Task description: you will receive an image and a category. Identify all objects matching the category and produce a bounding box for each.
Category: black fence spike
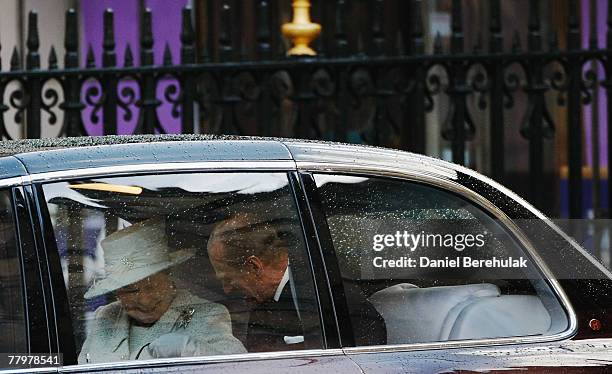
[528,0,540,32]
[163,43,173,65]
[140,7,154,65]
[490,0,501,34]
[411,0,424,55]
[528,0,541,51]
[64,8,79,68]
[451,0,462,32]
[589,0,598,50]
[25,10,42,138]
[568,0,580,50]
[86,44,95,68]
[568,0,579,30]
[180,5,195,64]
[433,32,443,54]
[26,10,40,70]
[103,9,116,67]
[219,1,234,61]
[334,0,349,57]
[62,7,85,137]
[138,6,161,134]
[64,10,78,69]
[10,47,21,71]
[312,0,325,56]
[64,9,78,50]
[489,0,502,53]
[512,31,522,53]
[371,0,385,56]
[256,1,271,59]
[124,44,134,67]
[141,7,154,66]
[48,46,58,69]
[450,0,464,54]
[203,0,215,62]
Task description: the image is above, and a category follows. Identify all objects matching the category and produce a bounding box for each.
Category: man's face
[116,271,175,324]
[208,240,275,305]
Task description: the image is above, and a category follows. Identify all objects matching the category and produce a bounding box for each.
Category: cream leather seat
[368,283,551,344]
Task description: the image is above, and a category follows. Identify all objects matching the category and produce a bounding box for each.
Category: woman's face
[116,272,175,324]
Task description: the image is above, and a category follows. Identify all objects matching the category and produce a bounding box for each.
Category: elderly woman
[78,218,246,364]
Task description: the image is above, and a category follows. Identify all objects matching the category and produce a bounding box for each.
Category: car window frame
[0,184,52,367]
[29,161,343,371]
[297,168,578,353]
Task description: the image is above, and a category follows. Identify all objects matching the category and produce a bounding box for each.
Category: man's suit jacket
[245,274,388,352]
[78,290,246,364]
[246,284,305,352]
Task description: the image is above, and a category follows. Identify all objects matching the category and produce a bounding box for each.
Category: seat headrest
[368,283,500,344]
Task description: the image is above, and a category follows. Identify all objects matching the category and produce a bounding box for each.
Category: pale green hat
[84,218,194,299]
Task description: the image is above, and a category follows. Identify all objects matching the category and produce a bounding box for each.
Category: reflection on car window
[314,174,569,346]
[0,190,26,356]
[43,173,322,365]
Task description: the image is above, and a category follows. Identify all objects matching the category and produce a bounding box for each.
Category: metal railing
[0,0,609,222]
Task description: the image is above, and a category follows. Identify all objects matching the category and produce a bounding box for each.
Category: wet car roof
[0,134,281,157]
[0,134,460,180]
[0,135,292,176]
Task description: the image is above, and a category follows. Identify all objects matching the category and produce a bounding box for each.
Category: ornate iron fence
[0,0,610,221]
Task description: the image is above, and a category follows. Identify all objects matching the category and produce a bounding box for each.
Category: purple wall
[80,0,187,135]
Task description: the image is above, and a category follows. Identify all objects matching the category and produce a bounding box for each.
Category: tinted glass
[314,174,568,346]
[0,190,26,354]
[43,173,322,365]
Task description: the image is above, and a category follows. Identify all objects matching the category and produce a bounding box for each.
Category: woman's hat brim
[84,249,195,299]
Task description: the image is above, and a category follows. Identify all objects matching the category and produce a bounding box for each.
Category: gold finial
[282,0,321,56]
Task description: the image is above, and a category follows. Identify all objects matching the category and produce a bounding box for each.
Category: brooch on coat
[176,308,195,329]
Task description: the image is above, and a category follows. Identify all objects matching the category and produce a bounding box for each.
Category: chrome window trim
[0,176,27,188]
[58,349,345,373]
[19,160,296,184]
[297,161,578,354]
[1,368,57,374]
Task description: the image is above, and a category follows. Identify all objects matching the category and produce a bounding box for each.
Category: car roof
[0,134,462,178]
[0,135,293,176]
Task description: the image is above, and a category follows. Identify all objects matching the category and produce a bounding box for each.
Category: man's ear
[245,256,264,276]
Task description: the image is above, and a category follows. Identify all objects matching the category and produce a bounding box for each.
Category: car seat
[368,283,551,344]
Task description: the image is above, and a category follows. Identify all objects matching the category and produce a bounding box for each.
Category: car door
[298,171,605,373]
[29,164,361,373]
[0,184,54,373]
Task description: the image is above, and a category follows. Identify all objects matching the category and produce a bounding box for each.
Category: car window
[313,174,569,346]
[0,190,26,355]
[42,172,322,365]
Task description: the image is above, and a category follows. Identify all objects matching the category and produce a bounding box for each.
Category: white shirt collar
[273,265,290,302]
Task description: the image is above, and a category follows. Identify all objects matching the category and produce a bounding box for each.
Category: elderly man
[78,218,246,364]
[207,213,387,352]
[206,213,305,352]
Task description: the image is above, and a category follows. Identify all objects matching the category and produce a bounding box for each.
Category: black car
[0,135,610,373]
